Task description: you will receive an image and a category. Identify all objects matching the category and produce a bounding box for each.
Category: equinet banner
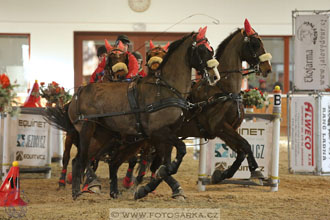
[10,114,50,166]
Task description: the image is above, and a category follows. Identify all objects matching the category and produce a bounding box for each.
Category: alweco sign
[294,14,329,90]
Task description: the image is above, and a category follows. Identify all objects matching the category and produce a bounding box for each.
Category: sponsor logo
[304,102,314,166]
[297,21,318,45]
[18,120,46,128]
[16,151,24,161]
[15,151,46,161]
[16,134,25,147]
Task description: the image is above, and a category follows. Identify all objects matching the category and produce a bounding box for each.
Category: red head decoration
[196,26,212,51]
[149,40,155,50]
[104,39,113,52]
[163,42,170,51]
[244,19,256,36]
[117,41,125,51]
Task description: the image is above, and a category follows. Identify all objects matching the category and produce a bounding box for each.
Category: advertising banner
[290,95,316,172]
[205,120,273,179]
[294,14,329,90]
[320,95,330,172]
[10,114,49,166]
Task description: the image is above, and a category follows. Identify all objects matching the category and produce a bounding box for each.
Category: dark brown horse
[122,41,170,188]
[67,28,217,199]
[55,45,129,189]
[134,19,273,199]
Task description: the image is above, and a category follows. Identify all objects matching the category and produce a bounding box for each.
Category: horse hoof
[250,170,264,179]
[134,186,147,200]
[155,165,168,179]
[123,178,134,189]
[110,191,119,199]
[72,191,82,200]
[172,187,186,201]
[89,185,101,194]
[211,170,223,184]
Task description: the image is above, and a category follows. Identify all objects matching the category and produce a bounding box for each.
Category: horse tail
[43,102,76,133]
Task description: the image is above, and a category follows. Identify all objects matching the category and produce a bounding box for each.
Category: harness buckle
[146,104,154,112]
[78,114,85,121]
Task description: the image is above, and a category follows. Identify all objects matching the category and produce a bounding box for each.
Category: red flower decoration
[0,74,10,89]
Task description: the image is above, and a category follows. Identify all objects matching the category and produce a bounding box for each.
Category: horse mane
[159,32,195,69]
[215,28,241,60]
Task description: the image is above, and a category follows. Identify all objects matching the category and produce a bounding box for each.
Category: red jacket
[89,52,138,83]
[138,69,147,77]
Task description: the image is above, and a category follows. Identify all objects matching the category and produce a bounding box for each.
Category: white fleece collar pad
[259,53,272,62]
[112,62,128,73]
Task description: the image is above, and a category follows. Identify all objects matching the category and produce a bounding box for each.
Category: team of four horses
[45,19,272,200]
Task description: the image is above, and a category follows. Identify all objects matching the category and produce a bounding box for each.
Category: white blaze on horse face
[207,59,220,85]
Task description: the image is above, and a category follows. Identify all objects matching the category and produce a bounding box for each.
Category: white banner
[320,95,330,172]
[205,120,273,179]
[294,14,329,90]
[10,114,50,166]
[290,96,316,172]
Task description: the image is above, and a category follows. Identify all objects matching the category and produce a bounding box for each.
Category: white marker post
[198,138,206,191]
[271,86,281,191]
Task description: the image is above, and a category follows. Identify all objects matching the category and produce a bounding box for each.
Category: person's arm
[89,57,106,83]
[126,52,138,78]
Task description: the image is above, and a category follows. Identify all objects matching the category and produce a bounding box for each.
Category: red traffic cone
[0,161,27,206]
[23,80,41,107]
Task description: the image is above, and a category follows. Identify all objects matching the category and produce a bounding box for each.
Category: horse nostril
[267,69,272,74]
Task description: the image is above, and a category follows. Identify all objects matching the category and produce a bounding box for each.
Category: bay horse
[54,44,129,189]
[67,28,218,199]
[134,19,273,199]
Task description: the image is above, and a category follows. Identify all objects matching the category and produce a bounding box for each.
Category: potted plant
[242,88,268,113]
[0,73,20,116]
[39,81,72,108]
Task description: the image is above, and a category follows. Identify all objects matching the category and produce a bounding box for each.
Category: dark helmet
[115,34,130,46]
[97,45,107,57]
[132,51,143,61]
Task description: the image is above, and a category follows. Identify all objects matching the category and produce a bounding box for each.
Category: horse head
[190,26,220,86]
[241,19,272,77]
[104,40,129,81]
[146,40,169,72]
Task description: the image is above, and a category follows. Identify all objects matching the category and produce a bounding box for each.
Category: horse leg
[134,178,162,200]
[135,156,148,186]
[82,164,101,194]
[123,156,137,189]
[72,121,95,200]
[156,139,186,179]
[212,122,255,183]
[109,162,121,199]
[58,132,73,188]
[149,154,162,179]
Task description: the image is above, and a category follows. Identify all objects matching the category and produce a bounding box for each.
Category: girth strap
[127,79,147,137]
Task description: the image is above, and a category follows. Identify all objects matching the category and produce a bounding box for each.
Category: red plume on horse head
[163,42,170,51]
[244,19,256,36]
[149,40,155,49]
[104,39,113,52]
[196,26,212,51]
[117,41,125,51]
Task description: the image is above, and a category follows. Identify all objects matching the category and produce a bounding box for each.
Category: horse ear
[244,19,255,36]
[163,42,170,51]
[149,40,155,49]
[196,26,207,41]
[104,39,113,52]
[117,41,125,51]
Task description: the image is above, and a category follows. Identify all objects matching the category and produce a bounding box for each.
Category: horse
[54,43,129,189]
[134,19,273,199]
[122,41,170,188]
[66,27,218,199]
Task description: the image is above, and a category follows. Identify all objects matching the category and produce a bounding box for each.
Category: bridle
[218,30,272,80]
